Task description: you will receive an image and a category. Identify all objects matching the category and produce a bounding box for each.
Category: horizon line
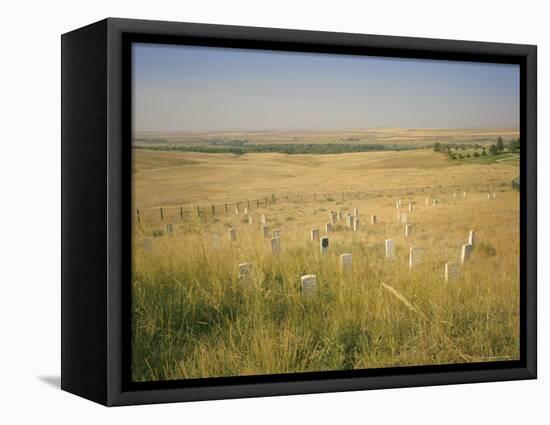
[133,126,520,136]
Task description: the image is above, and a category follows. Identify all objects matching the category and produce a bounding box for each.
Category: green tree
[433,142,441,152]
[489,144,498,155]
[473,151,480,157]
[496,137,504,152]
[482,147,487,156]
[509,138,520,153]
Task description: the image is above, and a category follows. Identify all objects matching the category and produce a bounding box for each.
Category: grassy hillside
[131,146,519,382]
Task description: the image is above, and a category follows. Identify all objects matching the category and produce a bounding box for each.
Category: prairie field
[131,144,520,382]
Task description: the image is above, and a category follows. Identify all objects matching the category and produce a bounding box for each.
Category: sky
[132,42,520,133]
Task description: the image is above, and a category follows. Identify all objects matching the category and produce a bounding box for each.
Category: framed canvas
[61,18,537,406]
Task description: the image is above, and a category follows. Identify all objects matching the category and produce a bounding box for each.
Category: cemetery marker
[409,246,424,269]
[385,239,395,259]
[320,236,329,254]
[239,262,252,282]
[271,237,281,254]
[468,230,475,246]
[445,262,461,283]
[461,244,472,264]
[340,253,352,273]
[311,228,320,242]
[301,274,317,298]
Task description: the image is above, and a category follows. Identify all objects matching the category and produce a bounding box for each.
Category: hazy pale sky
[132,43,520,133]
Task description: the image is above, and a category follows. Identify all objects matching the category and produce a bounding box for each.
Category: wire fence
[134,180,515,226]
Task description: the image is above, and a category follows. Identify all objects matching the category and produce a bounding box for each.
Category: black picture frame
[61,17,537,406]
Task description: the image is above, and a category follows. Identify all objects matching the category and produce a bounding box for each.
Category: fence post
[225,204,228,213]
[211,205,215,216]
[136,209,141,225]
[196,206,200,217]
[180,207,183,219]
[160,207,164,221]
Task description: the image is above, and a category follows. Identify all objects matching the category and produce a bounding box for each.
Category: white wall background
[0,0,546,422]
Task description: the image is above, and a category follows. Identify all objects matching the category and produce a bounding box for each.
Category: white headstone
[405,224,413,237]
[468,230,475,246]
[272,228,281,239]
[487,193,491,200]
[397,199,402,209]
[425,197,430,207]
[271,237,281,254]
[453,192,457,199]
[311,228,320,242]
[432,199,437,207]
[397,211,401,222]
[244,207,248,215]
[409,246,424,269]
[340,253,352,272]
[261,225,269,239]
[354,208,359,217]
[463,191,466,199]
[143,238,152,252]
[166,223,173,234]
[248,215,253,224]
[239,262,252,281]
[371,215,377,224]
[325,223,332,234]
[385,239,395,259]
[212,234,221,248]
[260,214,267,224]
[235,207,239,215]
[353,217,360,231]
[408,203,413,213]
[338,211,344,222]
[331,212,338,225]
[301,274,317,298]
[461,244,472,264]
[493,192,497,199]
[228,228,237,241]
[320,236,329,254]
[347,214,354,227]
[445,262,461,283]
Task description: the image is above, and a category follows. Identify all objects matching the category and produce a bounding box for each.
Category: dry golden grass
[131,146,519,382]
[132,148,518,210]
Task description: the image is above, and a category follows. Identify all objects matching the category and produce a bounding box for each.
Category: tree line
[433,137,520,160]
[134,143,411,155]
